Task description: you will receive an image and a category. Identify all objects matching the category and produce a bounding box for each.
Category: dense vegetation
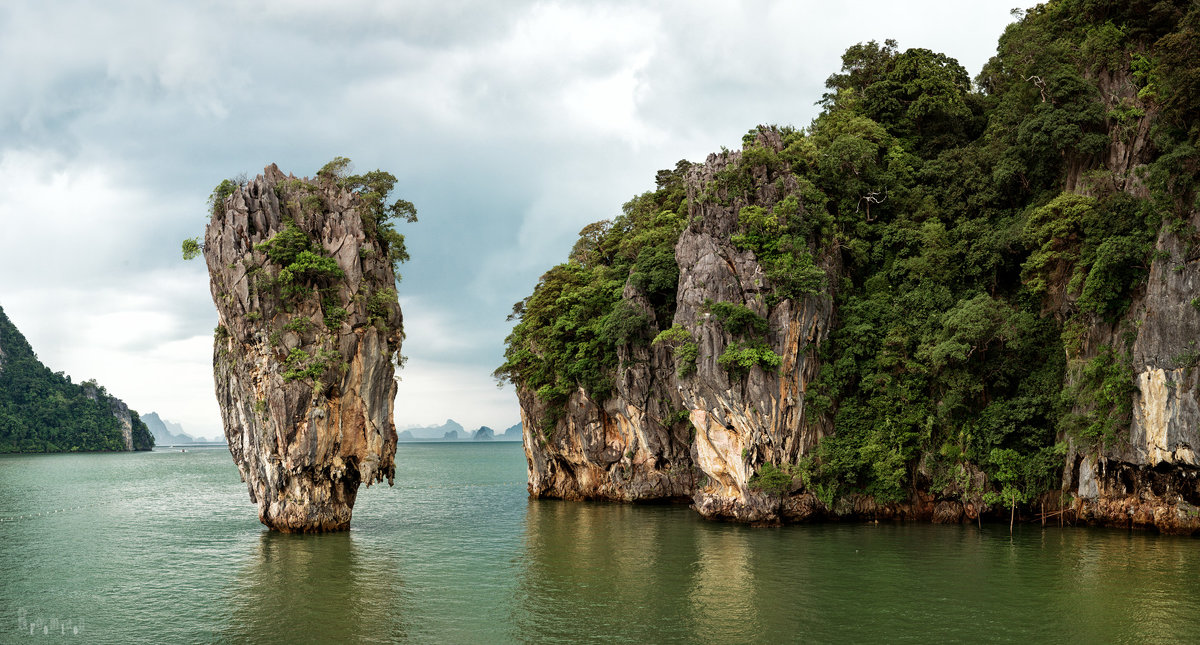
[185,156,417,280]
[0,305,153,453]
[495,162,690,414]
[185,157,414,382]
[805,0,1198,506]
[500,0,1200,510]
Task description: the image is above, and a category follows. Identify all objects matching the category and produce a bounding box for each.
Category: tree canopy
[0,306,153,453]
[499,0,1200,509]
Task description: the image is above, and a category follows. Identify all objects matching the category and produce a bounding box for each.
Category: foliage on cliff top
[186,158,411,353]
[502,0,1200,505]
[495,162,690,406]
[805,0,1198,504]
[0,305,154,453]
[317,156,418,276]
[185,157,417,277]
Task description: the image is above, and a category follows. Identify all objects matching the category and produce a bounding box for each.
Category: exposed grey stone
[520,128,836,521]
[203,164,403,532]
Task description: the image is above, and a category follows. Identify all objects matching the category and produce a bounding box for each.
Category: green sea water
[1,442,1197,644]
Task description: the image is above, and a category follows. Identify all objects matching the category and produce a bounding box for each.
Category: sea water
[1,443,1196,643]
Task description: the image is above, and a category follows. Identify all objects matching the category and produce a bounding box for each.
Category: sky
[0,0,1020,441]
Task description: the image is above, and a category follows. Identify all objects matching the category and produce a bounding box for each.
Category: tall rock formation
[675,130,838,522]
[202,163,405,532]
[512,130,832,519]
[517,314,696,502]
[504,3,1200,533]
[1060,68,1200,534]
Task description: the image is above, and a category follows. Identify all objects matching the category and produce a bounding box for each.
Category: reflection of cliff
[223,532,407,643]
[1002,529,1196,643]
[512,511,1200,641]
[687,527,760,637]
[514,500,770,643]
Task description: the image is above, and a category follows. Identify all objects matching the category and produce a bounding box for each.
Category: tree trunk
[1010,494,1016,533]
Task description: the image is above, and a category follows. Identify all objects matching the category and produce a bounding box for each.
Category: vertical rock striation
[203,164,403,532]
[1048,67,1200,534]
[517,129,834,522]
[1069,203,1200,534]
[519,325,695,502]
[674,129,838,523]
[516,121,1200,532]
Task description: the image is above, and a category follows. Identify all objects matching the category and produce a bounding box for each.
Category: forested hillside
[0,305,153,452]
[498,0,1200,529]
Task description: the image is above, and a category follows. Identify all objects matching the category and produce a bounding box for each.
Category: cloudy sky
[0,0,1018,440]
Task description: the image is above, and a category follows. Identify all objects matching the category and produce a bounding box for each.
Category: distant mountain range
[397,419,521,442]
[141,412,220,445]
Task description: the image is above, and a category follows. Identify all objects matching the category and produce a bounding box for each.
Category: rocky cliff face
[520,130,833,520]
[1038,65,1200,534]
[1071,195,1200,534]
[512,5,1200,532]
[518,115,1200,532]
[519,337,694,502]
[81,382,153,451]
[675,131,838,523]
[203,164,403,532]
[103,389,133,452]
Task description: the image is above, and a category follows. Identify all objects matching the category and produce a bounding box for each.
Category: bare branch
[856,188,888,222]
[1025,75,1047,103]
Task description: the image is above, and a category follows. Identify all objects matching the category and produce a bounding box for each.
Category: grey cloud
[0,0,1019,431]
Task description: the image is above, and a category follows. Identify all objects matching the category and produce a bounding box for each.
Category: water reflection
[221,530,408,644]
[513,510,1200,644]
[513,500,703,643]
[515,500,787,644]
[8,446,1200,643]
[687,527,759,642]
[1035,528,1192,644]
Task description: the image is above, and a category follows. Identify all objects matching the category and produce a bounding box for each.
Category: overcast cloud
[0,0,1018,439]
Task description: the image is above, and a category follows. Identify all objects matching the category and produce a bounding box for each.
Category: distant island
[0,304,153,453]
[397,419,521,442]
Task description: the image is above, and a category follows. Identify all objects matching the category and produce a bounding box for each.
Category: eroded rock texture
[521,129,834,522]
[204,164,403,532]
[519,50,1199,533]
[1066,203,1200,534]
[675,130,838,523]
[82,382,134,451]
[521,281,695,502]
[1045,67,1200,534]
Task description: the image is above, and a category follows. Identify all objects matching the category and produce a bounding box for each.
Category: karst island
[187,158,414,532]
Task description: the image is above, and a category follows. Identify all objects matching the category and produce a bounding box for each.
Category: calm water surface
[1,442,1197,643]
